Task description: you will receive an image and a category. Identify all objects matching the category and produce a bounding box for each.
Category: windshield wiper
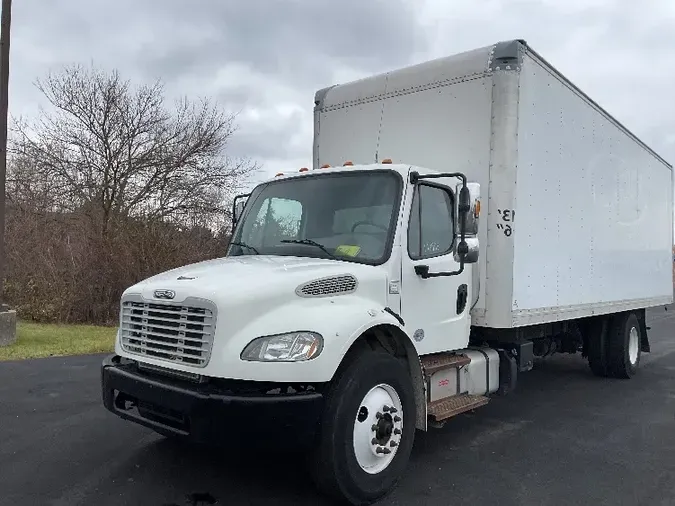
[280,239,335,258]
[230,241,259,254]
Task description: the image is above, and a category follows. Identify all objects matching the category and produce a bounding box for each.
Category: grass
[0,321,116,361]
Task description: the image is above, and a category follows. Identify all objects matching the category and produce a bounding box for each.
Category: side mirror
[232,194,250,228]
[455,237,479,263]
[454,182,480,264]
[455,182,481,236]
[234,200,246,222]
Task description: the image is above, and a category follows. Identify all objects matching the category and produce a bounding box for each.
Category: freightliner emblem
[153,289,176,300]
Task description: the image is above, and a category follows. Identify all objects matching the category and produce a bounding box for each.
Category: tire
[586,317,609,377]
[310,351,416,505]
[607,312,642,379]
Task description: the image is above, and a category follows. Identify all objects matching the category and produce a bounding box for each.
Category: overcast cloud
[9,0,675,188]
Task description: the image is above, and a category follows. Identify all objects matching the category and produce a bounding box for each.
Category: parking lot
[2,303,675,505]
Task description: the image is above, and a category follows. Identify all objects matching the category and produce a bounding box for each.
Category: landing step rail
[421,353,471,375]
[427,394,489,422]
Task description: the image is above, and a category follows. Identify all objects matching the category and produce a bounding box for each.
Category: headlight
[241,331,324,362]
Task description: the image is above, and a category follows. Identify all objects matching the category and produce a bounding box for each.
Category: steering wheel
[351,220,388,233]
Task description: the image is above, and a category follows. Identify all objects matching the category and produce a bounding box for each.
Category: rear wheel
[607,311,642,379]
[310,351,416,505]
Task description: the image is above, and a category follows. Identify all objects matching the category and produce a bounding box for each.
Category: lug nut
[376,447,385,454]
[394,415,401,423]
[394,428,402,435]
[383,447,391,454]
[389,407,398,414]
[390,441,398,447]
[371,438,378,445]
[371,424,378,431]
[375,412,382,419]
[383,405,390,412]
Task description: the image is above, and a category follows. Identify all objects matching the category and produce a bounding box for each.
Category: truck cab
[102,161,484,505]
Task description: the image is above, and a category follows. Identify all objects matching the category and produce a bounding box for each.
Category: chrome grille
[296,275,358,297]
[120,300,215,367]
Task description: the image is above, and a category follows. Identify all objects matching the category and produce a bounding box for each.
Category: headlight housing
[241,331,324,362]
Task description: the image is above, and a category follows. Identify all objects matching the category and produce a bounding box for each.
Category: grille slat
[120,321,213,341]
[121,335,209,353]
[121,307,213,321]
[120,317,213,335]
[122,344,204,363]
[120,299,215,367]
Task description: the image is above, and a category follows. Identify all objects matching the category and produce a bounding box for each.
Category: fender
[335,305,428,431]
[210,294,421,384]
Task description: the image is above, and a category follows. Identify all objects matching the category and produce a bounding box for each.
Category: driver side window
[407,184,454,259]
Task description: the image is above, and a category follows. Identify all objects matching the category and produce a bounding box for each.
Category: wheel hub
[353,384,403,474]
[374,414,394,445]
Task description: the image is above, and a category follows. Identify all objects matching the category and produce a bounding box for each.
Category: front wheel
[310,351,416,505]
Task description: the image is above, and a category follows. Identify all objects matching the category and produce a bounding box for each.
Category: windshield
[229,170,402,264]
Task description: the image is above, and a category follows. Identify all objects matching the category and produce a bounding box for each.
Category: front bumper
[101,355,324,446]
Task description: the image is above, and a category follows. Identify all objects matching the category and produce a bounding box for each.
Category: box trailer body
[101,39,673,505]
[313,39,674,329]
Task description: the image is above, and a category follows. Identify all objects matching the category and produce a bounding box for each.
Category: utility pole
[0,0,15,347]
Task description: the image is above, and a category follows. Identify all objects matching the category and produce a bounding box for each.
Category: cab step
[421,352,471,375]
[427,394,489,423]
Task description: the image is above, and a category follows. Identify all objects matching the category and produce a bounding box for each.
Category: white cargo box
[313,39,674,328]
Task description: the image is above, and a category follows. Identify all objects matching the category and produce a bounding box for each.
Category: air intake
[296,274,358,298]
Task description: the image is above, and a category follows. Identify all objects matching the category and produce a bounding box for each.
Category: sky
[8,0,675,190]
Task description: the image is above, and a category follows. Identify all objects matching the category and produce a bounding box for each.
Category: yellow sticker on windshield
[335,245,361,257]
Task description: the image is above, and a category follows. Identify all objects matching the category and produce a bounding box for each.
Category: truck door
[400,177,471,355]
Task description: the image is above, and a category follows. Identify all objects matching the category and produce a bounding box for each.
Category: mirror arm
[415,262,465,279]
[410,171,471,278]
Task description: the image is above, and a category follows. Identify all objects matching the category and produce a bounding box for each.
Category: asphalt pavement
[2,305,675,506]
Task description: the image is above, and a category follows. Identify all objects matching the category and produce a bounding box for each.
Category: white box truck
[101,39,673,505]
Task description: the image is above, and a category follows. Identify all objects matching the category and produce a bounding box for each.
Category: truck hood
[124,255,388,305]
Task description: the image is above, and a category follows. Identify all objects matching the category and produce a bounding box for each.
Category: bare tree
[12,64,257,235]
[4,63,256,323]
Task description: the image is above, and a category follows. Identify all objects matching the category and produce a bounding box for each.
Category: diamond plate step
[421,353,471,375]
[427,395,489,422]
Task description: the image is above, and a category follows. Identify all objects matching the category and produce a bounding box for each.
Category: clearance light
[275,172,284,177]
[299,167,309,172]
[343,161,354,166]
[320,164,331,169]
[474,199,481,218]
[381,158,393,164]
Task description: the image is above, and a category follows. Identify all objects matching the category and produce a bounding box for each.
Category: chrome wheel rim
[628,326,639,366]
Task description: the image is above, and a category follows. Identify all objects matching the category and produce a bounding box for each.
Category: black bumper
[101,355,324,446]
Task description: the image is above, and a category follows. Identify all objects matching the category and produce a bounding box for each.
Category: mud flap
[636,308,650,353]
[497,349,517,396]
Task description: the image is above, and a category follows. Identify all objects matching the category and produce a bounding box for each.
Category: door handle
[456,284,468,314]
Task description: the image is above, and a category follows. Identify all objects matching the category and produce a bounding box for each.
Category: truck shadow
[113,351,667,506]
